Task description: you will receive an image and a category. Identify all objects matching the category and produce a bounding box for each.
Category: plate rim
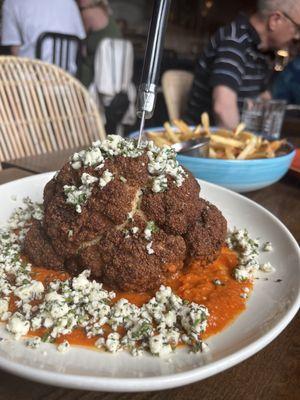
[0,172,299,392]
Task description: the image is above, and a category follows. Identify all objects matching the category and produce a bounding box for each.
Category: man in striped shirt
[185,0,300,129]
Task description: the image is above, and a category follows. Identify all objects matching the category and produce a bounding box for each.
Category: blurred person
[77,0,121,87]
[185,0,300,130]
[273,55,300,104]
[1,0,85,74]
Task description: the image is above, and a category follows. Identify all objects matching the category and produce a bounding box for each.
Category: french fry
[210,134,244,148]
[173,119,193,140]
[269,139,286,152]
[145,118,286,160]
[215,129,234,138]
[163,122,180,143]
[237,137,257,159]
[224,146,236,159]
[234,122,246,137]
[238,131,254,141]
[193,124,203,135]
[209,147,217,158]
[201,112,211,135]
[146,132,171,147]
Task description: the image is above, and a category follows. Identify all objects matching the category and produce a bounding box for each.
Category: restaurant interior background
[0,0,272,131]
[0,0,297,133]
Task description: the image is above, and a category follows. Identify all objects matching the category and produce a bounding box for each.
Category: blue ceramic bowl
[129,127,295,193]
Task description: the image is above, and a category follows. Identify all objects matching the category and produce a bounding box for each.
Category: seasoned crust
[185,199,227,265]
[23,220,64,270]
[141,170,202,235]
[24,139,228,292]
[99,229,186,291]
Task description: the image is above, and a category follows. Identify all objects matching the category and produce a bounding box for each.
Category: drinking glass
[241,99,286,139]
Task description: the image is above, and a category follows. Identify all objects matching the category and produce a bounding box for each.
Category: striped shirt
[185,14,271,125]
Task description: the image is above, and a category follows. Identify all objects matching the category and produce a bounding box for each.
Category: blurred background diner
[1,0,300,135]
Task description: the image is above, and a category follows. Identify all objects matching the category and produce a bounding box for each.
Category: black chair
[35,32,81,74]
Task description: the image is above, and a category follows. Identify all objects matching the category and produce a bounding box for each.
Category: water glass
[241,99,286,139]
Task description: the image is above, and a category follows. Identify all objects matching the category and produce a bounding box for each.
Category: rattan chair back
[0,56,106,168]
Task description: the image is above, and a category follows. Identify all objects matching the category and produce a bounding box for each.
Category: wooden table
[0,157,299,400]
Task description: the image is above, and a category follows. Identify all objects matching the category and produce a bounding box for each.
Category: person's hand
[259,90,272,100]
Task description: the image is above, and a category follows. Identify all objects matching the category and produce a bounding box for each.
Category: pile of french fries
[146,113,286,160]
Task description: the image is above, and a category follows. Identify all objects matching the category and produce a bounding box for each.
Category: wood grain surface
[0,153,299,400]
[0,168,33,185]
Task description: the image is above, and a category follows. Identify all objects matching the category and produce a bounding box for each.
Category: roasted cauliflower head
[24,135,227,291]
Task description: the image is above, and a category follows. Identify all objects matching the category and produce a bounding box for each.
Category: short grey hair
[257,0,297,16]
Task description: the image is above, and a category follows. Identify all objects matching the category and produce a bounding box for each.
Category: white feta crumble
[146,241,154,255]
[212,279,223,286]
[152,175,168,193]
[119,175,127,183]
[26,336,41,349]
[0,298,9,318]
[14,280,44,302]
[7,312,30,339]
[262,241,273,252]
[1,200,212,357]
[227,228,276,281]
[105,332,121,353]
[81,172,98,186]
[57,340,70,353]
[63,184,92,213]
[149,334,172,356]
[99,170,114,188]
[260,262,275,273]
[144,221,158,241]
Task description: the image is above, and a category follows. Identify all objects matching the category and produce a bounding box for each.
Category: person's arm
[212,85,240,129]
[1,0,22,49]
[208,30,247,129]
[260,90,272,100]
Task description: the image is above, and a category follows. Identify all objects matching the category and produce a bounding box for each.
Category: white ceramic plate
[0,173,299,392]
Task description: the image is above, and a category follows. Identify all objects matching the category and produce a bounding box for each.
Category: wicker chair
[0,56,106,168]
[162,69,194,120]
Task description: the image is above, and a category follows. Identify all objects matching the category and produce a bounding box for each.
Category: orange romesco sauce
[15,247,252,347]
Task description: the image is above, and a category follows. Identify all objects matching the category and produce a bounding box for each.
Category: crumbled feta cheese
[146,241,154,255]
[26,336,41,349]
[152,175,168,193]
[57,340,70,353]
[212,279,223,286]
[106,332,121,353]
[144,221,158,241]
[0,299,9,318]
[68,229,73,238]
[99,170,114,188]
[0,199,212,357]
[63,184,92,213]
[14,280,44,302]
[262,241,273,252]
[81,173,98,186]
[260,262,275,273]
[7,312,30,339]
[149,334,172,356]
[119,176,127,183]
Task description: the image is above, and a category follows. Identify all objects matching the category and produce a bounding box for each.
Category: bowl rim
[129,126,296,163]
